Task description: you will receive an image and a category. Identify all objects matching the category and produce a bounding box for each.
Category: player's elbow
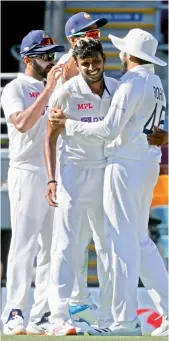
[10,113,30,133]
[15,122,29,133]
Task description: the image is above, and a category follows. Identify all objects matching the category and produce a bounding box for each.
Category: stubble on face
[119,51,128,75]
[32,59,54,79]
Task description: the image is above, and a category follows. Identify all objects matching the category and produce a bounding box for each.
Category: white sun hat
[108,28,167,66]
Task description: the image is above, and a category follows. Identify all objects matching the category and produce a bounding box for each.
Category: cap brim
[21,44,65,56]
[108,34,167,67]
[75,17,108,34]
[32,44,65,53]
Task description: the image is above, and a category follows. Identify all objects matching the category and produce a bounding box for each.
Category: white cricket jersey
[1,73,48,171]
[65,65,166,163]
[48,74,118,168]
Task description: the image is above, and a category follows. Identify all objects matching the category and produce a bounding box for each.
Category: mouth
[46,64,54,72]
[88,70,100,76]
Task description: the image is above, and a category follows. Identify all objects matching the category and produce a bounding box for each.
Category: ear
[103,53,106,64]
[23,56,32,65]
[70,36,80,47]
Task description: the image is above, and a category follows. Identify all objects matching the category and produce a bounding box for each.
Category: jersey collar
[77,73,111,97]
[120,64,155,82]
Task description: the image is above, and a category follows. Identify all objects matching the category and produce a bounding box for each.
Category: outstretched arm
[51,81,142,141]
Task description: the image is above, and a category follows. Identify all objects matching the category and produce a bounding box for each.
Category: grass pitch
[1,336,168,341]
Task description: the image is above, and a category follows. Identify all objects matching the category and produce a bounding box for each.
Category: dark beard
[32,59,54,79]
[121,60,128,75]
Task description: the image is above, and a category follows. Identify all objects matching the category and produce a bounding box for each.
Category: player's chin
[87,74,102,82]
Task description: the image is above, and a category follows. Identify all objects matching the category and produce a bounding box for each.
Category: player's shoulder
[2,77,20,92]
[57,53,69,65]
[57,49,72,64]
[104,76,119,91]
[60,75,80,93]
[122,71,145,89]
[1,77,22,100]
[49,77,76,105]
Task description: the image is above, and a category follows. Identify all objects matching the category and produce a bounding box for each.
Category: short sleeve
[1,81,25,122]
[47,85,71,120]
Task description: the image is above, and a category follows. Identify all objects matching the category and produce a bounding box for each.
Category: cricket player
[45,38,118,336]
[1,30,64,335]
[55,12,109,322]
[51,29,169,337]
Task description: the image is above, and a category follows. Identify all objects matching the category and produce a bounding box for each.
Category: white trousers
[69,216,93,306]
[49,164,112,322]
[104,158,168,322]
[2,167,54,324]
[56,149,92,307]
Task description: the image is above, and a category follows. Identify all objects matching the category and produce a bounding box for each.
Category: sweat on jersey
[1,73,48,171]
[65,64,166,163]
[47,73,118,168]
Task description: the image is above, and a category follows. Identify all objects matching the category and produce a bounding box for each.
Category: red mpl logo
[29,92,41,98]
[78,103,93,111]
[137,308,162,328]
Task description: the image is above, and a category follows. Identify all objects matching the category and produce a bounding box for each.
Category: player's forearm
[65,119,112,140]
[44,135,57,181]
[15,88,52,133]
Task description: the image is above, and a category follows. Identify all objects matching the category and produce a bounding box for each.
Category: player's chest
[67,96,112,122]
[24,85,45,114]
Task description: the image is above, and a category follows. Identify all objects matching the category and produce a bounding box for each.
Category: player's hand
[49,107,67,128]
[46,64,64,92]
[45,182,58,207]
[147,126,168,146]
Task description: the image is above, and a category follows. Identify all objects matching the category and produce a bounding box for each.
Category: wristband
[47,180,58,185]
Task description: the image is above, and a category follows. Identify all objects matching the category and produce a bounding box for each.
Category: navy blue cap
[65,12,108,37]
[20,30,65,56]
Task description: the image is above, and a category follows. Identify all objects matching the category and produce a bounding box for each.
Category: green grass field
[1,336,168,341]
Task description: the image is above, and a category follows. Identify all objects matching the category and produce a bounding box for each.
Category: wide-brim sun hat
[108,28,167,66]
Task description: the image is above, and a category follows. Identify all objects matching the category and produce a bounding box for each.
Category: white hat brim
[108,34,167,67]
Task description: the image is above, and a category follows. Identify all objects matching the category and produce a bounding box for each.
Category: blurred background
[1,1,168,289]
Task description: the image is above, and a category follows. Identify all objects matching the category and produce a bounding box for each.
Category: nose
[88,63,95,71]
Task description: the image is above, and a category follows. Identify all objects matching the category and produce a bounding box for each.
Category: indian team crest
[84,13,92,20]
[43,32,50,38]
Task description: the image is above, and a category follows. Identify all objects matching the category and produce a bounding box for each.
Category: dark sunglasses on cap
[30,53,56,62]
[23,37,57,54]
[35,37,56,48]
[70,29,100,39]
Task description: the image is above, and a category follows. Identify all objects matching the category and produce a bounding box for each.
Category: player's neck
[89,79,104,98]
[128,61,140,71]
[25,69,43,82]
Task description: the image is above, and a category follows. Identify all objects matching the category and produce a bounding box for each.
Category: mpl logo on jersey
[78,103,94,111]
[81,116,104,122]
[29,92,41,98]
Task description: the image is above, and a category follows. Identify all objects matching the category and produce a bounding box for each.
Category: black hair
[72,39,104,62]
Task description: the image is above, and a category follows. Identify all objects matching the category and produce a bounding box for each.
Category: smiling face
[76,51,105,84]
